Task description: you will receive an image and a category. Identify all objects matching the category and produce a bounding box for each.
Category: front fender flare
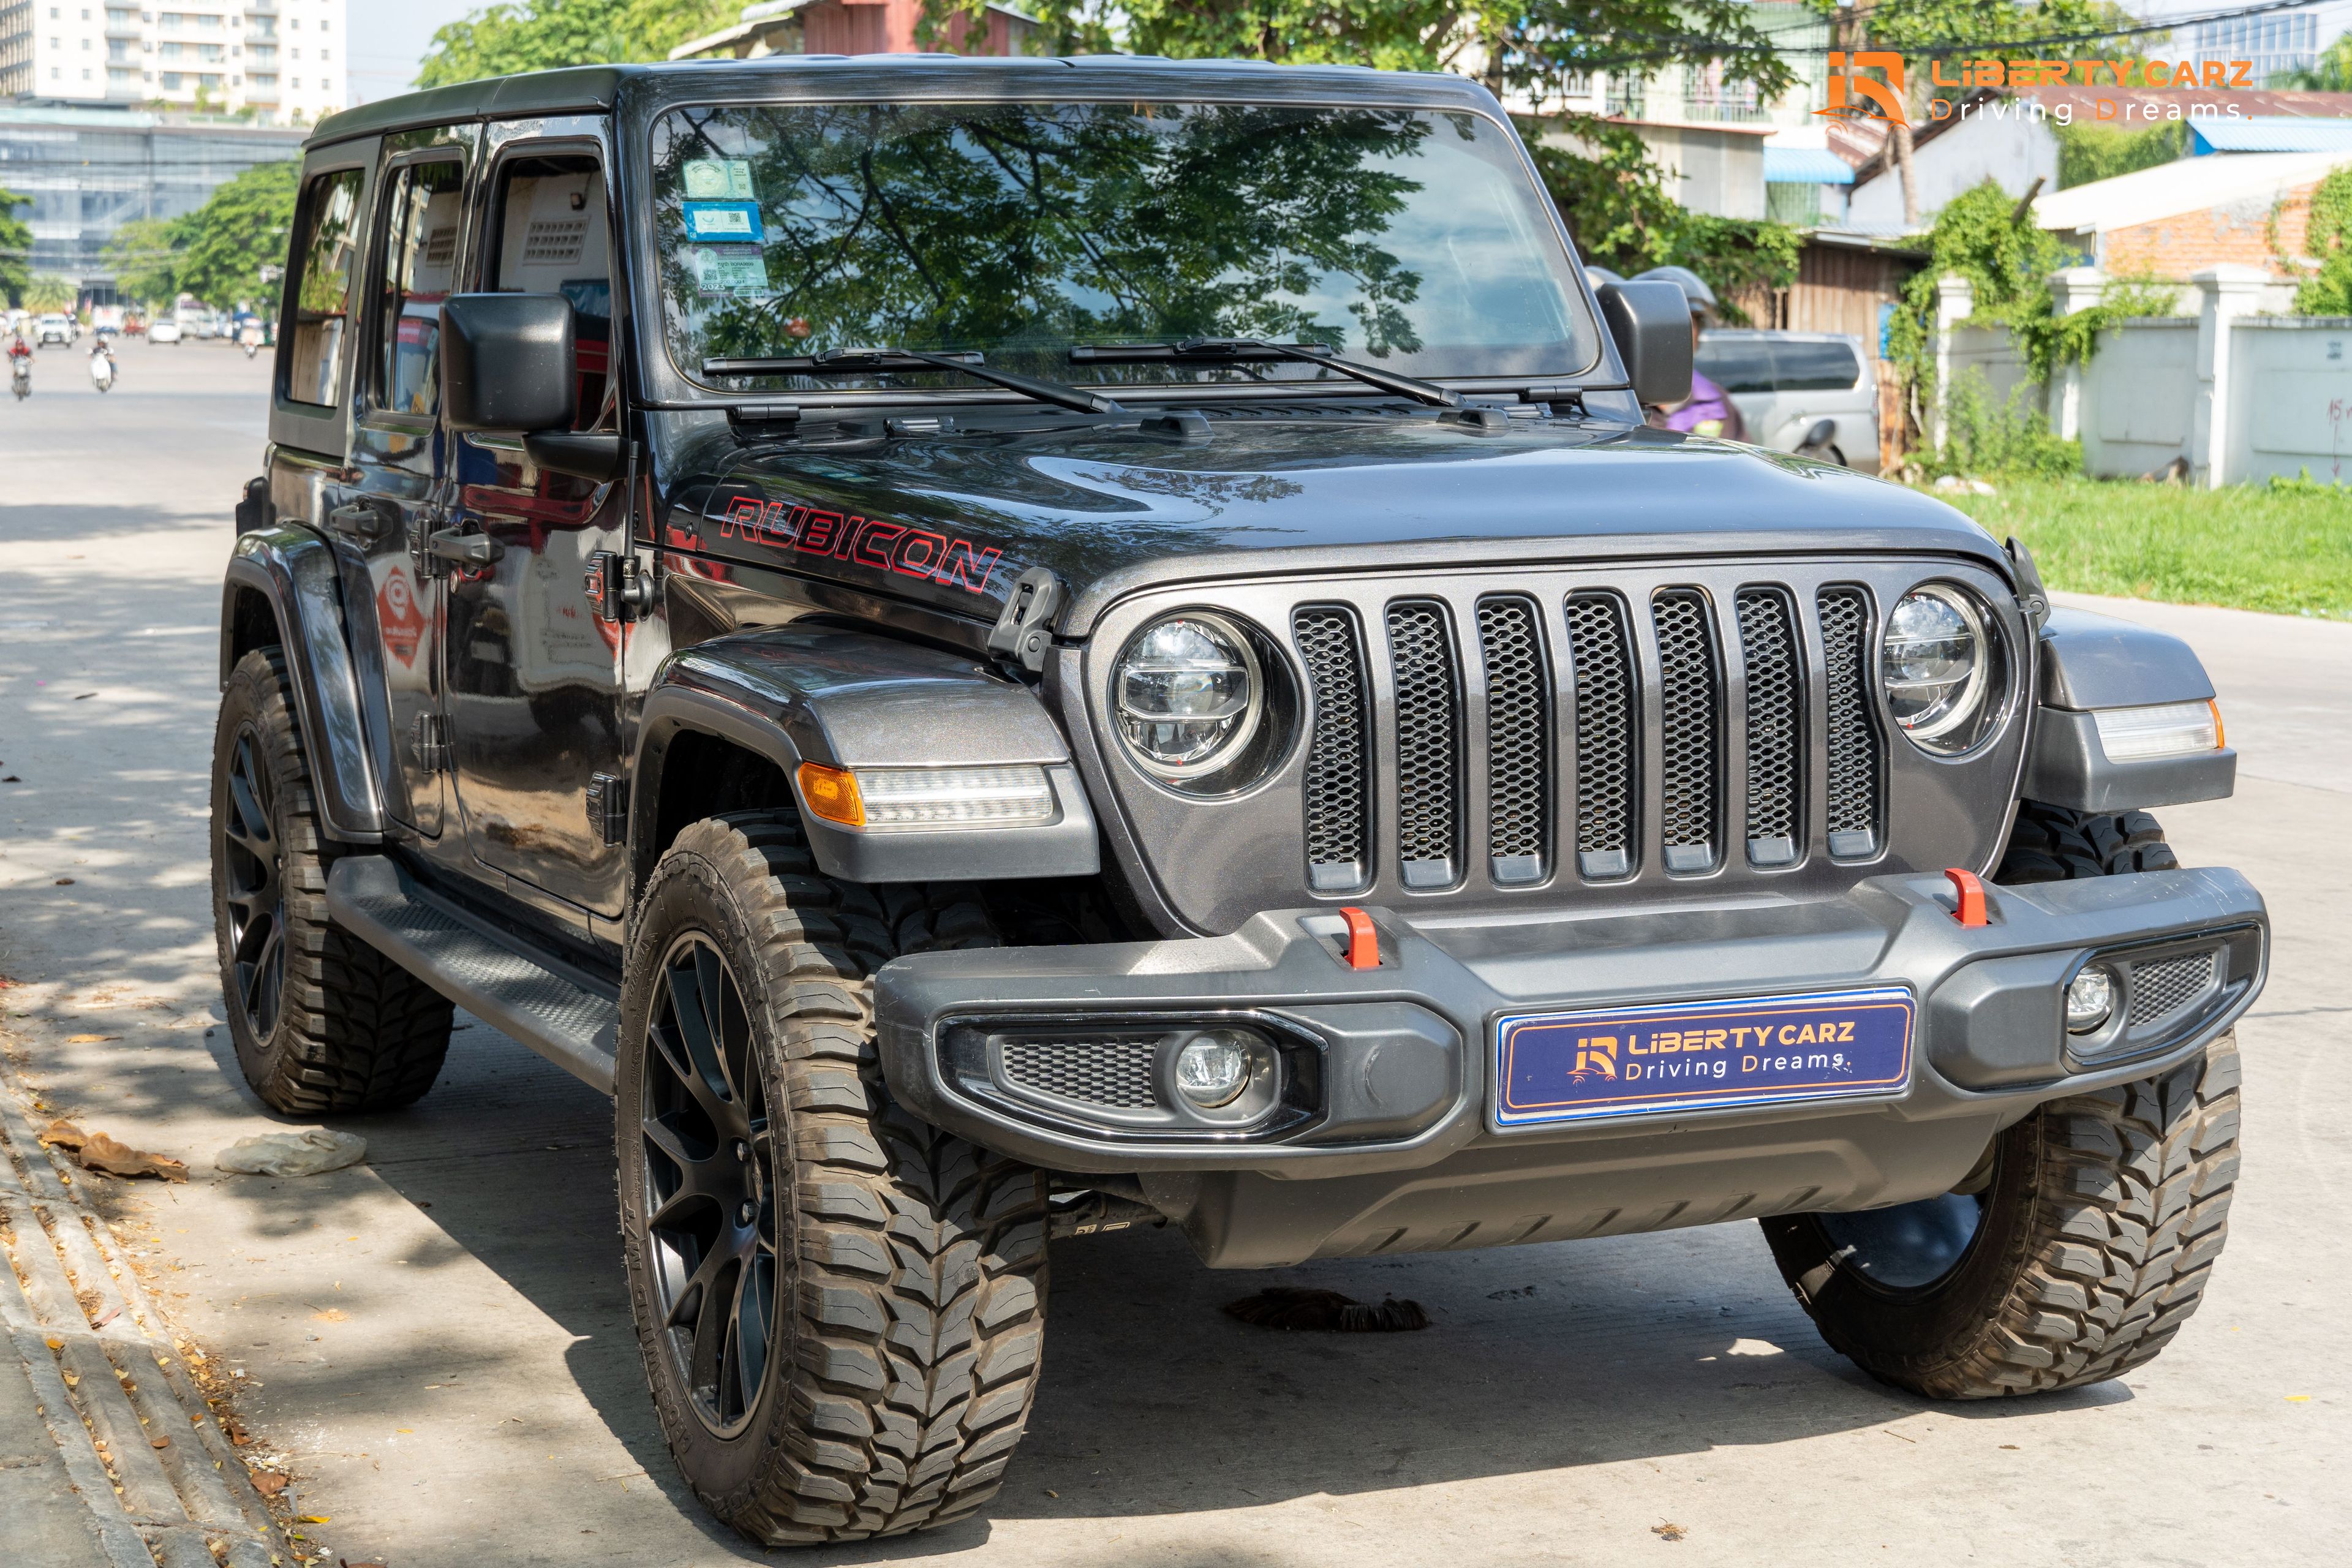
[221,529,386,841]
[633,628,1099,885]
[2024,606,2235,812]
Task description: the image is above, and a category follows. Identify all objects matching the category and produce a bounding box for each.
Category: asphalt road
[0,344,2345,1567]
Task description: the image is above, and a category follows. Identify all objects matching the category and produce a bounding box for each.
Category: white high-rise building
[1,1,347,126]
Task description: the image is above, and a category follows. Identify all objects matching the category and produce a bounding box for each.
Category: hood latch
[987,567,1066,676]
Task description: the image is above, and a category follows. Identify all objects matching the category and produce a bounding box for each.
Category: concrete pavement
[0,345,2345,1566]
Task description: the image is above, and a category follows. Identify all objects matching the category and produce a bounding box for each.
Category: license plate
[1493,987,1915,1127]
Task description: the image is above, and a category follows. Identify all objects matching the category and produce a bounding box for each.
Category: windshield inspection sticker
[683,158,756,201]
[683,201,764,243]
[691,246,771,297]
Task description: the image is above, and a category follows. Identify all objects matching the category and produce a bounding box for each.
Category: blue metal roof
[1763,147,1856,185]
[2190,116,2352,154]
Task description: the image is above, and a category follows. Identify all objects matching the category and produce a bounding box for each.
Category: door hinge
[412,714,450,773]
[586,772,630,846]
[585,551,656,624]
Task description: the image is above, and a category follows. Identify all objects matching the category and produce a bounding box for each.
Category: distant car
[150,318,184,344]
[35,313,74,347]
[1694,330,1881,472]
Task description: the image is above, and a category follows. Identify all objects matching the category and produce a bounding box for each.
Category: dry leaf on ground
[37,1118,89,1150]
[250,1469,288,1495]
[1653,1522,1688,1542]
[64,1033,113,1042]
[74,1132,188,1183]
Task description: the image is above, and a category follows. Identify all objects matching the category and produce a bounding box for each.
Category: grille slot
[1294,607,1371,891]
[1565,592,1638,878]
[999,1038,1159,1109]
[1387,602,1463,888]
[1736,590,1802,865]
[2127,951,2217,1027]
[1477,597,1550,884]
[1651,592,1721,872]
[1818,587,1883,857]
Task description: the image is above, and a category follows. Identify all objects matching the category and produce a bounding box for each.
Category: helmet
[1632,265,1719,318]
[1584,265,1626,293]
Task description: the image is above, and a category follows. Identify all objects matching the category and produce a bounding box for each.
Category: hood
[658,414,2005,636]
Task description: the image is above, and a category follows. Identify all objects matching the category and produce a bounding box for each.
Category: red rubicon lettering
[893,529,948,578]
[795,509,848,554]
[720,496,765,540]
[853,518,907,570]
[937,539,1001,594]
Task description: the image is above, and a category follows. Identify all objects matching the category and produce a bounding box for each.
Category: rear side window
[372,160,465,415]
[1771,340,1863,391]
[1694,336,1774,394]
[285,168,365,407]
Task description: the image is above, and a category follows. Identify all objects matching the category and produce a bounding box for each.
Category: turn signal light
[796,762,865,827]
[2093,699,2223,761]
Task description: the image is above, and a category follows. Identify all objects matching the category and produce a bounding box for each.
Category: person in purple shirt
[1634,265,1749,443]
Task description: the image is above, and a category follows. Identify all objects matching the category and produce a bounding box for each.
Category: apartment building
[0,1,346,125]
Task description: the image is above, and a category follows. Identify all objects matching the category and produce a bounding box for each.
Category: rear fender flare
[631,628,1099,888]
[221,529,386,841]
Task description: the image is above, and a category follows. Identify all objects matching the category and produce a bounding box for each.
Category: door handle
[427,527,503,567]
[326,500,394,543]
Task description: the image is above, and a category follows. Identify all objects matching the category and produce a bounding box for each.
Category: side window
[372,160,466,415]
[1770,340,1864,392]
[1693,335,1774,394]
[487,153,612,431]
[285,168,365,408]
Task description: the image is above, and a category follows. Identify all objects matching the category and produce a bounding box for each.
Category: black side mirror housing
[439,293,576,434]
[1596,280,1694,408]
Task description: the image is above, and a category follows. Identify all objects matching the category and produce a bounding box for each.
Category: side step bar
[325,855,620,1095]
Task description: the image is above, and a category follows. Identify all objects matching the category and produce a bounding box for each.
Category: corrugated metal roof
[2032,149,2352,233]
[1765,147,1856,185]
[2192,116,2352,154]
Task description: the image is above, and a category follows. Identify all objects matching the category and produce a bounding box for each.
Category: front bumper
[876,867,2265,1266]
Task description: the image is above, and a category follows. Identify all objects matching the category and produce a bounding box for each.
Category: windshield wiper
[703,347,1125,416]
[1069,338,1460,409]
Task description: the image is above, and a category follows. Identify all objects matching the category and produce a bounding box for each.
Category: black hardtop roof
[305,55,1501,149]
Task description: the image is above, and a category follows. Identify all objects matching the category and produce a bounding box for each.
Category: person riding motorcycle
[88,335,115,391]
[1633,265,1749,443]
[8,333,30,397]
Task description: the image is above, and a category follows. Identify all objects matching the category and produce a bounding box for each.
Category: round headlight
[1883,585,1992,752]
[1115,613,1262,780]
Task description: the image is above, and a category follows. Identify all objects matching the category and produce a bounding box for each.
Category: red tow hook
[1943,867,1989,927]
[1337,906,1382,970]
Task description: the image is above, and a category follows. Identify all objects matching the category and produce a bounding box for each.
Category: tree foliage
[2272,32,2352,91]
[0,185,29,307]
[2297,165,2352,317]
[417,0,733,87]
[23,273,76,312]
[100,162,300,310]
[102,217,181,307]
[2052,119,2185,190]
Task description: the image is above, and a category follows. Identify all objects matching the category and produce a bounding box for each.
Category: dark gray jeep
[211,55,2263,1545]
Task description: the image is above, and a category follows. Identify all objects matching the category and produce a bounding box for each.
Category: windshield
[649,101,1600,394]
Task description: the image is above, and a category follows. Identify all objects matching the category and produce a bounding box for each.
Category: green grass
[1932,476,2352,619]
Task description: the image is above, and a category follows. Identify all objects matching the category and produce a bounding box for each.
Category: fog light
[1174,1029,1256,1107]
[2066,965,2116,1034]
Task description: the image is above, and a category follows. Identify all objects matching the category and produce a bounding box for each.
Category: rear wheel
[1760,805,2240,1397]
[210,647,453,1114]
[617,813,1050,1544]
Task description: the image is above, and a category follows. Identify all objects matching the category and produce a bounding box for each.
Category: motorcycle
[9,355,28,401]
[238,320,266,358]
[89,350,114,394]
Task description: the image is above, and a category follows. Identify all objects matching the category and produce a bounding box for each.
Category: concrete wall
[2080,319,2199,478]
[2102,181,2323,278]
[2227,317,2352,485]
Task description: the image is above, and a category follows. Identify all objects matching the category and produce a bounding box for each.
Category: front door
[349,143,473,835]
[441,143,632,916]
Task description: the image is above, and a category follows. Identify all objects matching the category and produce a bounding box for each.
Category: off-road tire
[210,647,453,1114]
[1996,802,2179,883]
[616,812,1050,1545]
[1763,805,2239,1398]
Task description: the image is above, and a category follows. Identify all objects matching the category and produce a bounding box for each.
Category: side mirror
[439,293,576,434]
[1596,280,1693,408]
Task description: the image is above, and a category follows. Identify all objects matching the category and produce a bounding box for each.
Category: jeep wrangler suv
[212,57,2263,1545]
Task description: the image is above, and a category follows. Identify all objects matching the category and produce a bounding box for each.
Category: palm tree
[23,273,75,313]
[2272,35,2352,90]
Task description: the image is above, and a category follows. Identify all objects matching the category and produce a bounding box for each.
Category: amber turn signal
[796,762,865,827]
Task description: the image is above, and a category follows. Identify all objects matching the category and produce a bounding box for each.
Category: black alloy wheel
[217,724,288,1041]
[638,932,780,1440]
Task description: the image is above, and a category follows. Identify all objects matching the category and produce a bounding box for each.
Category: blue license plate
[1493,987,1915,1127]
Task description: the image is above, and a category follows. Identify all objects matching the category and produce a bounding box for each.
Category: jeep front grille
[1289,576,1891,891]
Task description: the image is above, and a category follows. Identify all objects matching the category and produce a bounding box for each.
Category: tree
[102,217,181,307]
[171,162,300,307]
[0,185,29,307]
[24,273,76,312]
[417,0,733,86]
[2297,165,2352,316]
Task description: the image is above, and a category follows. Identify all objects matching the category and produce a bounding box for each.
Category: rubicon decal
[712,496,1004,597]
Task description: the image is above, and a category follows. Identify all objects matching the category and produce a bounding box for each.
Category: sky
[342,1,2352,107]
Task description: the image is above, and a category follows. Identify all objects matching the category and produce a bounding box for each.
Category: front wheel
[1762,804,2239,1397]
[616,813,1050,1545]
